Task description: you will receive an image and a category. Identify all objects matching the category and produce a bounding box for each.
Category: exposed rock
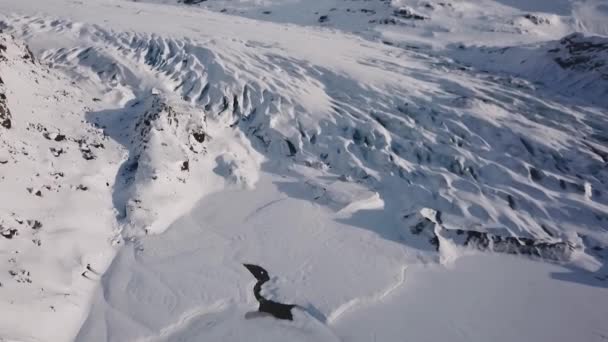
[1,226,18,239]
[393,7,427,20]
[27,219,42,230]
[0,83,11,129]
[405,208,575,261]
[550,33,608,76]
[181,160,189,171]
[524,14,551,25]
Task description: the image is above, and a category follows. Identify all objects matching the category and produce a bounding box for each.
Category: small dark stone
[1,228,18,239]
[192,130,206,143]
[27,220,42,230]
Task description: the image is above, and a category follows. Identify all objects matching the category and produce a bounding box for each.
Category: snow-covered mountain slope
[0,32,121,341]
[0,0,607,341]
[142,0,608,45]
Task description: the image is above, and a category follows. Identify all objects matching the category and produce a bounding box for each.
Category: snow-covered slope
[142,0,608,45]
[0,32,120,341]
[0,0,607,341]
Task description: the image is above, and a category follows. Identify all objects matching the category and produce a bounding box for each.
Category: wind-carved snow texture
[8,10,608,288]
[28,19,607,252]
[0,0,607,340]
[453,33,608,106]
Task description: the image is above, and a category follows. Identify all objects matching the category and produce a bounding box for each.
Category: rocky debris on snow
[393,7,427,20]
[8,269,31,284]
[180,0,207,4]
[456,230,573,260]
[371,18,398,25]
[191,129,206,143]
[523,14,551,25]
[1,34,42,129]
[181,160,189,171]
[189,127,207,153]
[50,171,64,179]
[49,147,64,157]
[129,94,209,163]
[549,33,608,75]
[43,131,66,142]
[0,223,18,239]
[26,187,44,197]
[76,138,100,160]
[11,213,24,225]
[405,209,576,262]
[0,90,10,129]
[26,219,42,230]
[0,65,11,129]
[22,45,35,63]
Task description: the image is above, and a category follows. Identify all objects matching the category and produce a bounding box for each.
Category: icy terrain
[0,0,607,341]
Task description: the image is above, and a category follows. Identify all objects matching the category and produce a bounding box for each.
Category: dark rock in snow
[394,7,427,20]
[0,86,11,129]
[27,220,42,230]
[550,33,608,76]
[1,227,18,239]
[524,14,551,25]
[405,210,574,261]
[49,147,64,157]
[191,130,206,143]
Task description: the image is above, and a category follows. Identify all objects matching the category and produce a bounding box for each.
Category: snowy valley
[0,0,607,341]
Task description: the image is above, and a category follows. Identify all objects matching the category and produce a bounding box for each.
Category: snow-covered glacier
[0,0,607,341]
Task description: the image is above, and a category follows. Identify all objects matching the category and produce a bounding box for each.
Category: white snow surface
[0,0,607,341]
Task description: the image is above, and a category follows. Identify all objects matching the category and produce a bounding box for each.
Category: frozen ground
[0,0,607,341]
